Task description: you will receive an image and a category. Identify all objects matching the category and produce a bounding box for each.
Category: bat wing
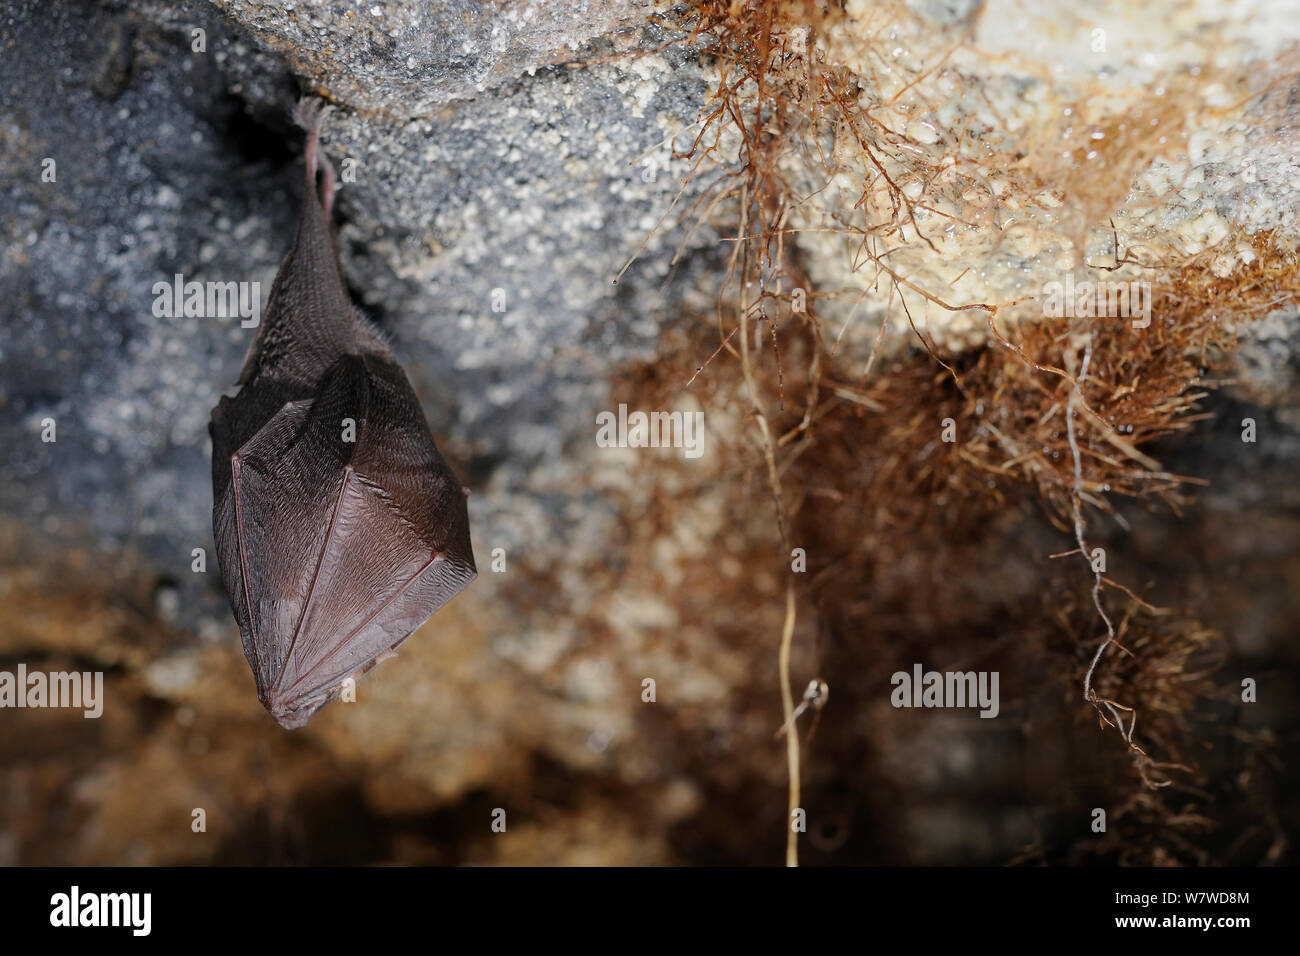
[211,353,475,729]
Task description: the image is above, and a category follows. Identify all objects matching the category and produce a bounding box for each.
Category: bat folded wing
[211,353,476,729]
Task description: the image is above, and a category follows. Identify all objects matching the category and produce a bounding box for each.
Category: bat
[209,98,476,729]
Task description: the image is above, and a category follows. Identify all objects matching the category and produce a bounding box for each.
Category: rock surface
[0,0,1296,865]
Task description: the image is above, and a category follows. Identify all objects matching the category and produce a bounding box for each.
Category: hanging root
[645,0,1300,859]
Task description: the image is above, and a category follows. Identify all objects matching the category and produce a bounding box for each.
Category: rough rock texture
[1,0,1297,865]
[752,0,1300,354]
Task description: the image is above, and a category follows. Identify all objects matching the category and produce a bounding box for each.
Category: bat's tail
[296,96,338,219]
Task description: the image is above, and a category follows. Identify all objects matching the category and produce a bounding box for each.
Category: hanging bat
[209,98,476,729]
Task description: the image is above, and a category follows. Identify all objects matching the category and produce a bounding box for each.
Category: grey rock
[0,0,714,632]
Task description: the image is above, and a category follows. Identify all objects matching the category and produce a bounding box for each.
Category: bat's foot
[296,96,338,218]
